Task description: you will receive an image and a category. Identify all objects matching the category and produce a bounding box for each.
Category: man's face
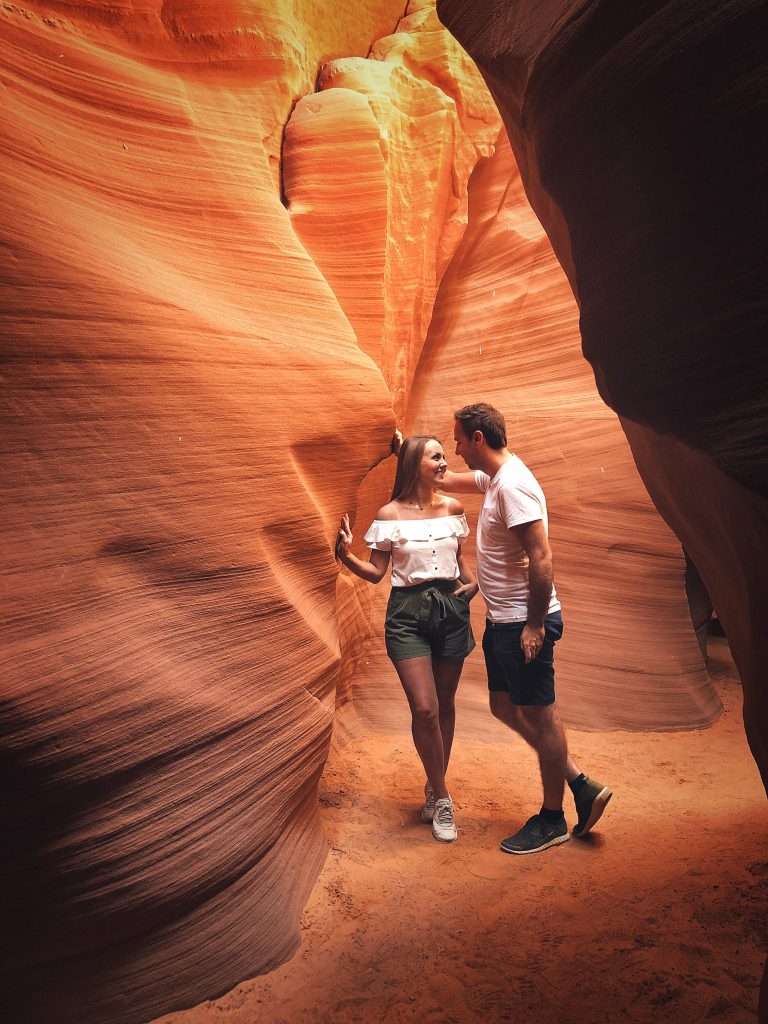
[453,420,474,469]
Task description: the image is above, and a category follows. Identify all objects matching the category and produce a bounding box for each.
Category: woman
[336,435,478,842]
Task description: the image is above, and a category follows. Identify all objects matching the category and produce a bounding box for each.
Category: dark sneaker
[572,777,612,837]
[500,814,570,855]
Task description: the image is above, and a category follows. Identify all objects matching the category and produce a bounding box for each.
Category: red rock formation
[0,3,401,1022]
[407,130,718,730]
[435,0,767,784]
[283,5,717,732]
[436,0,767,1005]
[2,0,756,1020]
[284,1,502,418]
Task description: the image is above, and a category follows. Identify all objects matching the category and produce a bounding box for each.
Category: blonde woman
[337,436,477,842]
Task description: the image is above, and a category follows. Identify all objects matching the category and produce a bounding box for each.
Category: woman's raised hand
[336,512,353,560]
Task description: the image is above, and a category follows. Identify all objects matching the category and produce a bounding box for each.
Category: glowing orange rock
[407,130,718,730]
[0,3,400,1021]
[435,0,767,788]
[1,1,754,1021]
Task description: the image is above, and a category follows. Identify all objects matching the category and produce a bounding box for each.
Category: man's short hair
[454,403,507,449]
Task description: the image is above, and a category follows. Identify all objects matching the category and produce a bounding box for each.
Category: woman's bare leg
[432,657,463,777]
[392,657,448,800]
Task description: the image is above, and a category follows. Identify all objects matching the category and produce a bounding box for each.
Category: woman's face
[419,440,447,487]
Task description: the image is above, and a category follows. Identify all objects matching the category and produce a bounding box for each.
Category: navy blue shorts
[482,611,564,706]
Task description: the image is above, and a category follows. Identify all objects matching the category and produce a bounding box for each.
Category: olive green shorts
[385,578,476,662]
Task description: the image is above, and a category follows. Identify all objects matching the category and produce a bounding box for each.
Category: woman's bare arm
[336,513,390,584]
[453,544,479,599]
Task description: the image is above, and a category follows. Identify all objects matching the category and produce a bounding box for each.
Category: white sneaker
[432,797,457,842]
[421,784,435,823]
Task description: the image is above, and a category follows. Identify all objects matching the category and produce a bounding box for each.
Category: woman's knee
[411,702,439,730]
[437,693,456,717]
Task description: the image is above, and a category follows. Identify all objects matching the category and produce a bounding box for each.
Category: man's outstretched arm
[392,430,477,492]
[440,469,479,493]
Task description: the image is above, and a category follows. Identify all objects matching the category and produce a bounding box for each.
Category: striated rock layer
[284,1,502,419]
[435,0,767,789]
[281,0,504,723]
[0,1,751,1021]
[0,3,403,1022]
[283,4,718,732]
[406,130,717,730]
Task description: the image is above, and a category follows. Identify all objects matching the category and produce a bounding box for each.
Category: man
[441,403,611,854]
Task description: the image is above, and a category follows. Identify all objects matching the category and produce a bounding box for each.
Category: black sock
[539,805,565,822]
[569,773,587,797]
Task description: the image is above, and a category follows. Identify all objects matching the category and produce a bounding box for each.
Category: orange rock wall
[406,131,717,730]
[434,1,767,777]
[0,3,402,1022]
[284,2,502,417]
[282,1,504,719]
[0,0,746,1021]
[281,4,718,732]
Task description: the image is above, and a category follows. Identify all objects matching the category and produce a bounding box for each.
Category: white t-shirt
[475,458,560,622]
[364,514,470,587]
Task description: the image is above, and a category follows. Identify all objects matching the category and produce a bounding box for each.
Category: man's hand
[453,580,479,601]
[391,429,403,455]
[520,622,545,663]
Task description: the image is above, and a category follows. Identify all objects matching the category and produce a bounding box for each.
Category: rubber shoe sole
[500,831,570,855]
[573,786,612,837]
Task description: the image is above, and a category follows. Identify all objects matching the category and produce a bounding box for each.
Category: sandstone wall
[1,3,402,1021]
[435,0,767,789]
[280,3,718,732]
[0,1,745,1021]
[406,131,717,730]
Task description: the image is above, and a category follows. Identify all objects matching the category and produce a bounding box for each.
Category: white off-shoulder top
[363,514,470,587]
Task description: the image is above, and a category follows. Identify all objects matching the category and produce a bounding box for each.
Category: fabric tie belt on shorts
[415,584,454,638]
[385,578,474,662]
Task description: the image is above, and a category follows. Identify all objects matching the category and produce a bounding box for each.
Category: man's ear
[472,430,483,446]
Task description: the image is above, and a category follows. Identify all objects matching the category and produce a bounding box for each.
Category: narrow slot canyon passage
[157,637,766,1024]
[2,2,766,1023]
[160,42,766,1022]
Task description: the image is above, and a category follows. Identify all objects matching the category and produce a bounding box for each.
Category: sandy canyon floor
[159,638,767,1024]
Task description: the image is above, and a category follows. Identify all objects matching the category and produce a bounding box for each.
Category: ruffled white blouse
[363,514,470,587]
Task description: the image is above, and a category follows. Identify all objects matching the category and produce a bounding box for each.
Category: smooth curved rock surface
[284,1,502,417]
[406,130,718,730]
[0,3,401,1022]
[1,0,753,1021]
[282,6,717,732]
[436,0,767,789]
